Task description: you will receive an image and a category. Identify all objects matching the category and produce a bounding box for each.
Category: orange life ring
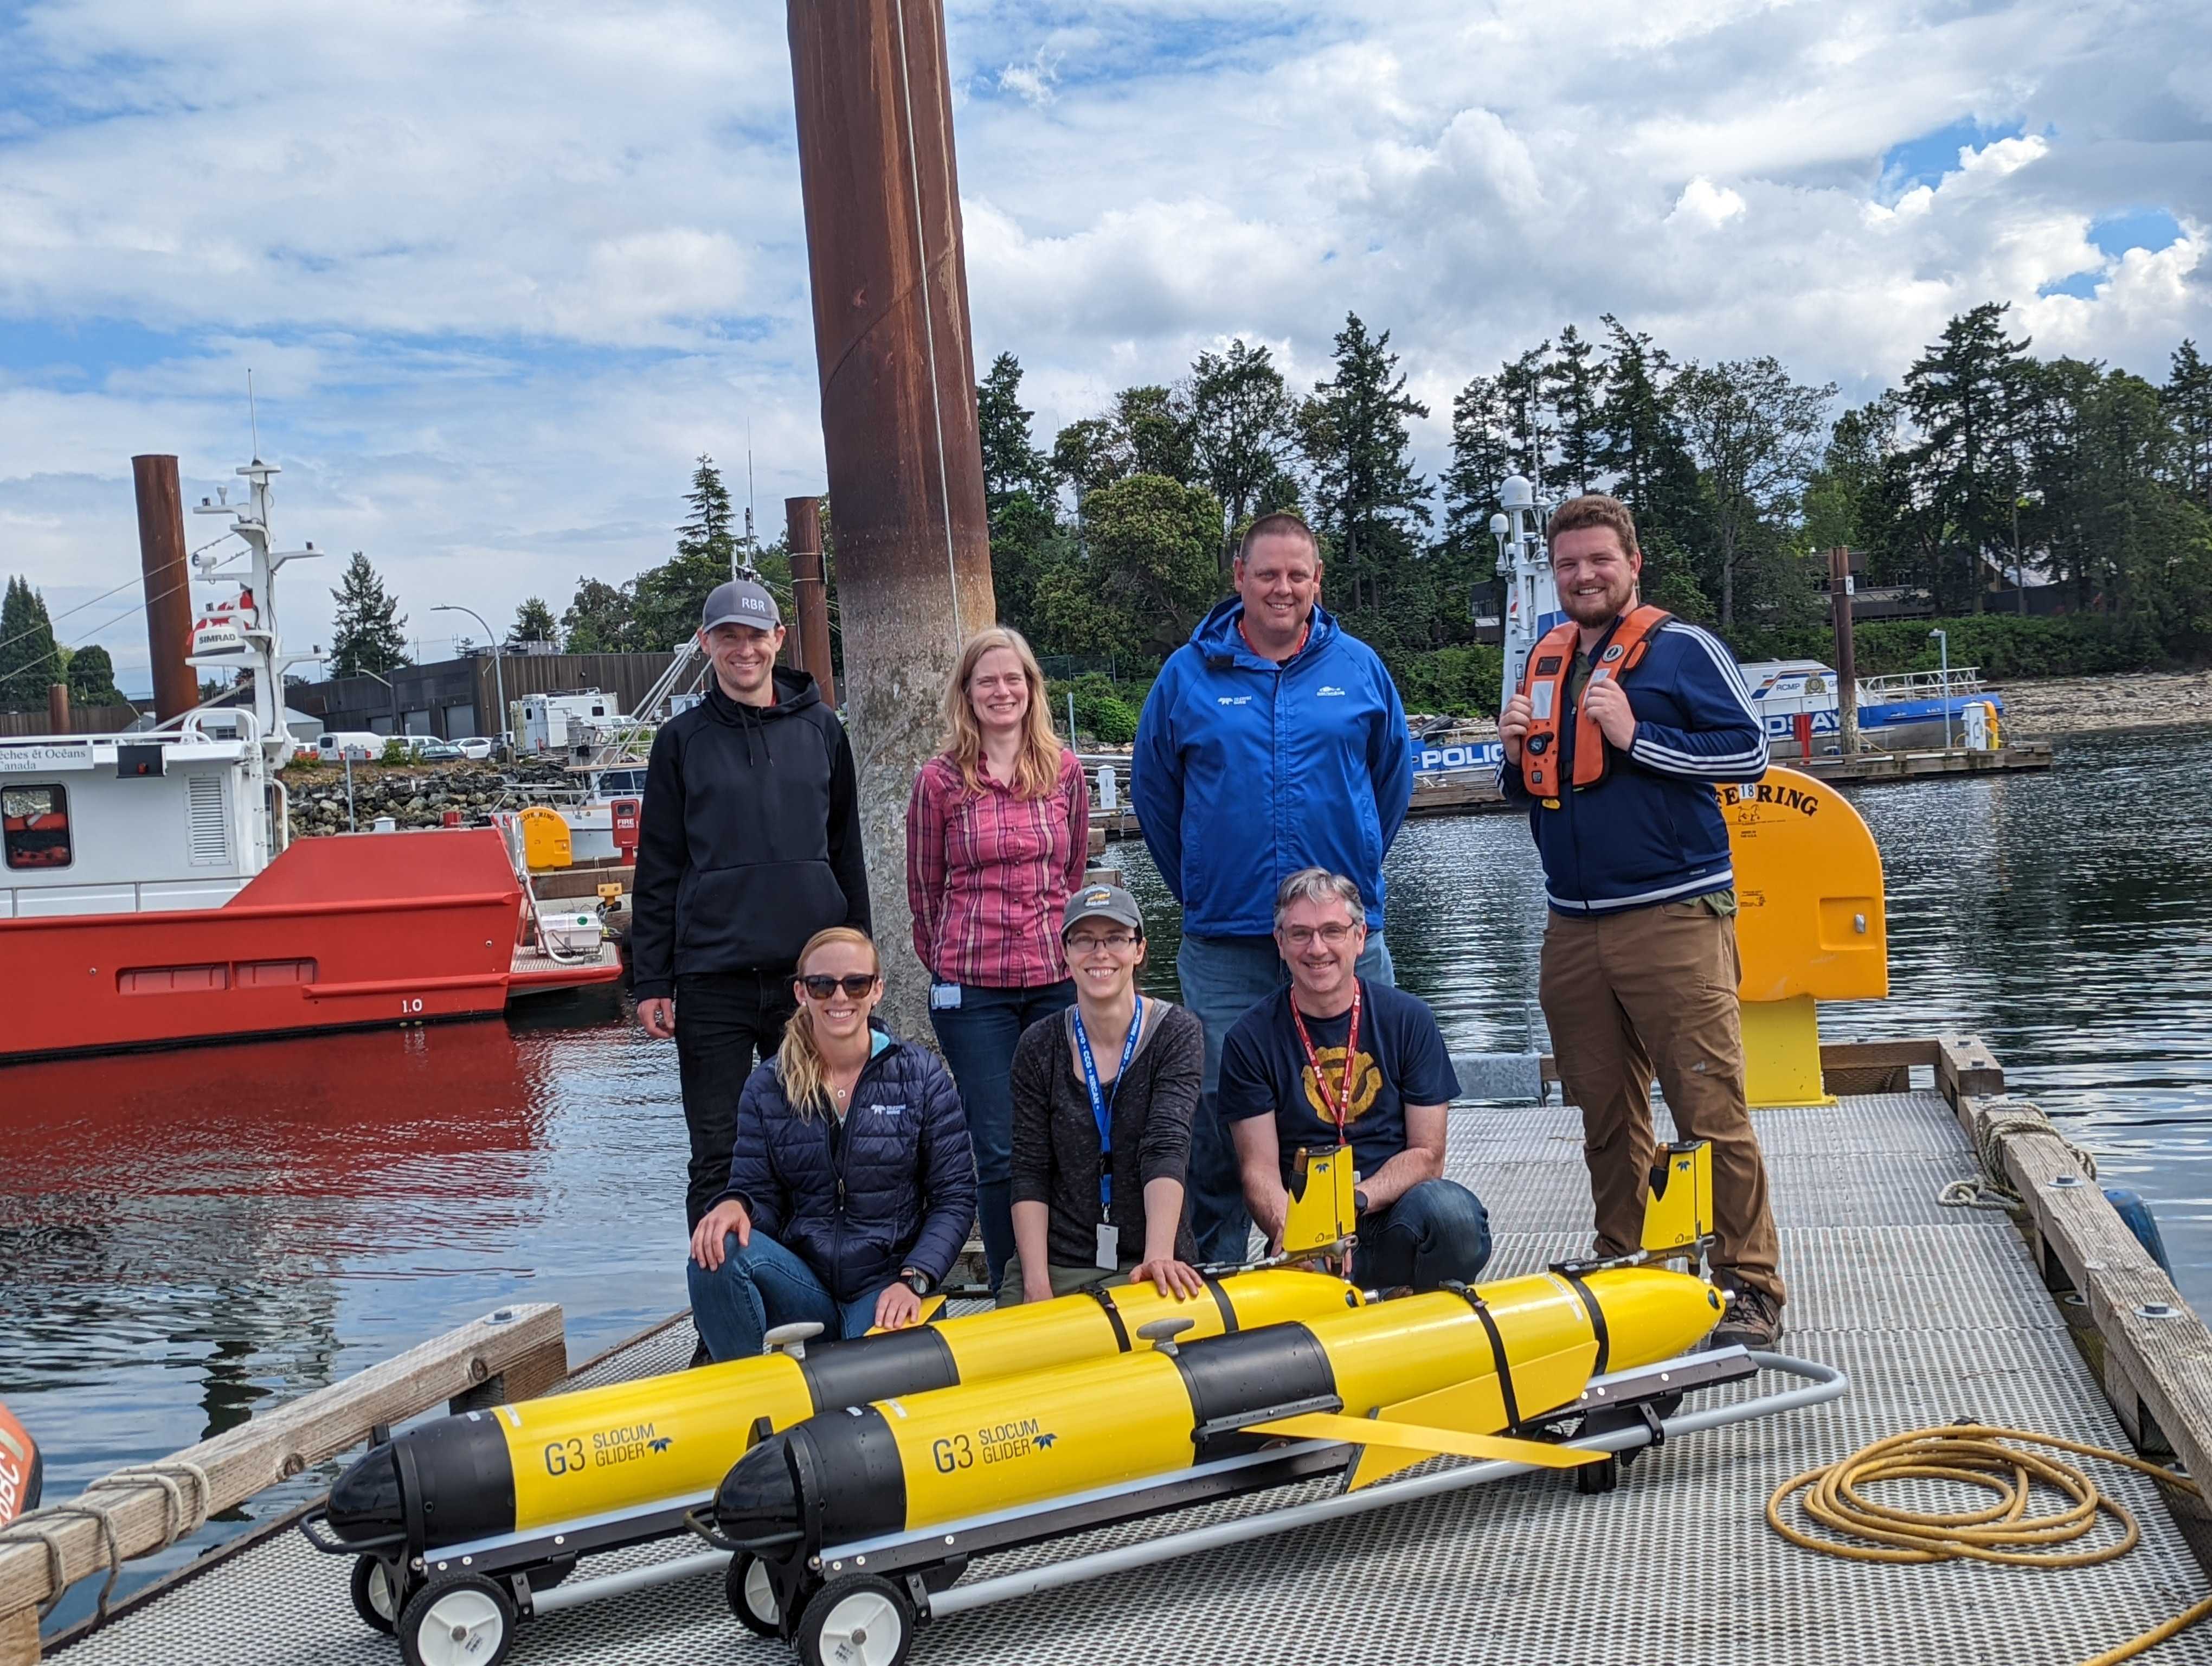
[0,1399,41,1527]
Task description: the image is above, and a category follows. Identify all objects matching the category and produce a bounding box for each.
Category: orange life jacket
[1516,605,1673,806]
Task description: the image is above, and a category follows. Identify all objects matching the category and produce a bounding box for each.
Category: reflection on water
[2,985,693,1632]
[4,728,2208,1632]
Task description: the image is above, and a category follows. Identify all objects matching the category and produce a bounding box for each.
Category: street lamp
[1928,627,1951,752]
[432,604,507,757]
[355,665,400,736]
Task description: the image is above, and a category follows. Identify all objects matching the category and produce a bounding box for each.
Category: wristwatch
[1352,1188,1370,1216]
[900,1270,931,1297]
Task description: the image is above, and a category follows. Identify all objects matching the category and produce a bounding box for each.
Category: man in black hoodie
[631,576,871,1227]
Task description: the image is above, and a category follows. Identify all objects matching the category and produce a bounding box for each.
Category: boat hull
[0,829,619,1063]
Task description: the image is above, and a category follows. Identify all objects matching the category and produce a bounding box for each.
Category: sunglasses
[800,973,878,999]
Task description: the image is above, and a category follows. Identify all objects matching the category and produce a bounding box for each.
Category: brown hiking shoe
[1709,1283,1784,1351]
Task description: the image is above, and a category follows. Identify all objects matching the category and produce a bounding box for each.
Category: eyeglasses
[800,973,878,999]
[1278,922,1358,949]
[1067,932,1138,954]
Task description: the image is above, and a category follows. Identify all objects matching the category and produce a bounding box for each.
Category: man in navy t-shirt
[1218,869,1491,1292]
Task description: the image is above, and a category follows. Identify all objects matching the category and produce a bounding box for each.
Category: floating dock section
[14,1039,2210,1665]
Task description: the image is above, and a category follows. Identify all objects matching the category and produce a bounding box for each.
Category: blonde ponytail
[776,927,880,1120]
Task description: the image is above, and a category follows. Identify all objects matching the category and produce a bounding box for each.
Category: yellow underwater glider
[307,1137,1848,1666]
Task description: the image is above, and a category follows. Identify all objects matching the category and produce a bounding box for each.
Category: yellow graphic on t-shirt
[1300,1046,1382,1124]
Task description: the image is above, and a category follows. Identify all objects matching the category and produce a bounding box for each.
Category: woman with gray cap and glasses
[1000,883,1207,1306]
[632,574,871,1246]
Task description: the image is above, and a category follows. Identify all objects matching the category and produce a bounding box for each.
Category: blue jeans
[685,1229,889,1363]
[1358,1178,1492,1292]
[1176,932,1396,1264]
[929,979,1077,1291]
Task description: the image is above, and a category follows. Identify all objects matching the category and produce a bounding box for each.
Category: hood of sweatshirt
[704,667,821,764]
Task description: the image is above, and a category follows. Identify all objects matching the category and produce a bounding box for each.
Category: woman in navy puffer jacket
[686,928,976,1361]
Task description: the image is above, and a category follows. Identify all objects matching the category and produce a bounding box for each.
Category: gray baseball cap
[1062,882,1143,938]
[701,576,781,633]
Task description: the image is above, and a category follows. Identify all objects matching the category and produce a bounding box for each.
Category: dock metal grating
[52,1092,2212,1664]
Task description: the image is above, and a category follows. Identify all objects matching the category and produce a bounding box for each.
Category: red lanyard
[1289,983,1362,1138]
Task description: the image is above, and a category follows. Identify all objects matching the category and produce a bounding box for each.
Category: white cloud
[0,0,2207,693]
[1670,177,1747,229]
[999,47,1062,107]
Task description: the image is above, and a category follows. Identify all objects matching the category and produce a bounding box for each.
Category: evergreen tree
[677,454,738,572]
[1189,339,1301,568]
[1595,316,1710,615]
[0,576,61,711]
[1899,303,2033,610]
[327,553,409,678]
[1499,342,1553,486]
[1676,357,1836,624]
[2164,340,2212,512]
[1299,313,1433,640]
[1442,375,1515,556]
[66,643,123,706]
[1547,324,1604,494]
[975,354,1063,646]
[978,353,1053,511]
[506,598,558,648]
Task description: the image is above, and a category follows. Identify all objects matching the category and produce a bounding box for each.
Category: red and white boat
[0,457,620,1065]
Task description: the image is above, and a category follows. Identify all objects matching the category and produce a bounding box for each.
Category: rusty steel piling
[786,0,995,1028]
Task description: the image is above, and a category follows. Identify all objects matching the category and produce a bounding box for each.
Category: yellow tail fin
[1341,1337,1598,1490]
[1246,1412,1603,1473]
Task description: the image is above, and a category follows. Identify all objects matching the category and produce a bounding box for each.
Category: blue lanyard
[1072,997,1143,1219]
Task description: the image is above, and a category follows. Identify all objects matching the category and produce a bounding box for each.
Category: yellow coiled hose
[1767,1424,2210,1666]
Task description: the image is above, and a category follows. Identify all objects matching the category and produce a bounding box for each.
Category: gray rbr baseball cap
[701,577,782,633]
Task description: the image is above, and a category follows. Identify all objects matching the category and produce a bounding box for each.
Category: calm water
[5,726,2208,1631]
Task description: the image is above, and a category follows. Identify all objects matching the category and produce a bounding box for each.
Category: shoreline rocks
[1986,670,2212,739]
[279,760,571,838]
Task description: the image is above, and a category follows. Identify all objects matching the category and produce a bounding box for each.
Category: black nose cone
[327,1442,402,1542]
[716,1435,806,1555]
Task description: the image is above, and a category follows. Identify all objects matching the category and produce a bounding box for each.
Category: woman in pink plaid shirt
[906,626,1091,1290]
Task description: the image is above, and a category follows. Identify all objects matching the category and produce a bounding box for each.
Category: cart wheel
[1574,1453,1621,1495]
[725,1551,782,1637]
[350,1555,401,1634]
[397,1573,516,1666]
[795,1573,911,1666]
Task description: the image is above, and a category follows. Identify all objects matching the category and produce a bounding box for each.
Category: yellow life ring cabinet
[517,804,574,871]
[1722,766,1888,1106]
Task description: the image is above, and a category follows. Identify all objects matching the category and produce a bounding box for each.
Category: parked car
[454,737,496,761]
[411,741,464,762]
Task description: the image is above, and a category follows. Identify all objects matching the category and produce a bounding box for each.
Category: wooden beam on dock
[0,1303,564,1663]
[1937,1034,2005,1101]
[1932,1041,2212,1555]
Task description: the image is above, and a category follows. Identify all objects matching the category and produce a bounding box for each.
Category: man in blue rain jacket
[1131,512,1412,1261]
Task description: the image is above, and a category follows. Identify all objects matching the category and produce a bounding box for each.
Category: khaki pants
[1538,902,1784,1304]
[995,1253,1137,1308]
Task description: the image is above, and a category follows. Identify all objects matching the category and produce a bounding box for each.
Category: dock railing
[0,1304,567,1665]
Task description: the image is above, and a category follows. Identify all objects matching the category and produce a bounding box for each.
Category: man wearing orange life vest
[1498,493,1784,1349]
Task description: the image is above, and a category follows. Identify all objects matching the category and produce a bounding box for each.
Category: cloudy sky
[2,0,2204,695]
